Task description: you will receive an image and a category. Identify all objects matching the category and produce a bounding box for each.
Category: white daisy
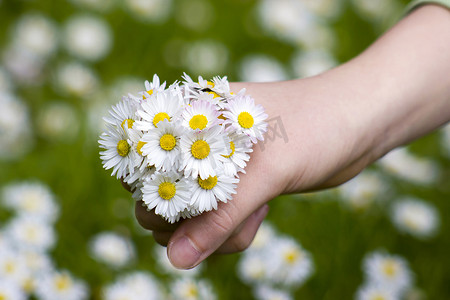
[35,270,89,300]
[163,207,200,224]
[181,40,229,76]
[37,102,80,142]
[237,252,269,285]
[135,89,184,131]
[3,216,55,252]
[265,237,314,288]
[182,73,216,91]
[89,232,135,268]
[1,181,59,223]
[0,280,27,300]
[355,283,398,300]
[211,75,232,98]
[390,198,439,239]
[182,100,220,131]
[253,285,293,300]
[223,94,268,143]
[191,170,238,213]
[140,119,185,172]
[218,131,253,177]
[63,14,112,61]
[141,74,167,100]
[154,245,203,277]
[124,0,173,23]
[19,250,54,294]
[185,89,225,108]
[126,127,153,174]
[179,125,228,179]
[103,272,163,300]
[99,124,138,179]
[55,61,99,98]
[0,247,30,287]
[141,171,191,220]
[363,251,413,295]
[103,96,139,129]
[170,277,216,300]
[248,222,276,252]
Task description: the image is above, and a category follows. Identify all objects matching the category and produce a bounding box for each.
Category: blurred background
[0,0,449,299]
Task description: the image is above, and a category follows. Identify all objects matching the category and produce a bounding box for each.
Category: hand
[130,5,450,269]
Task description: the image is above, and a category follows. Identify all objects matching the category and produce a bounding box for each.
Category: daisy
[0,247,30,287]
[135,89,183,131]
[0,280,26,300]
[179,125,228,179]
[103,96,139,129]
[141,171,191,220]
[363,251,413,295]
[1,181,59,223]
[237,252,269,285]
[253,285,293,300]
[140,119,185,172]
[248,222,276,252]
[185,89,224,108]
[355,284,398,300]
[126,127,151,173]
[35,270,88,300]
[170,277,216,300]
[265,237,314,288]
[390,197,439,239]
[99,124,137,179]
[89,232,135,268]
[191,170,238,213]
[141,74,166,100]
[211,75,232,98]
[182,73,215,91]
[182,100,220,131]
[223,94,268,143]
[164,207,200,224]
[218,131,253,177]
[103,272,162,300]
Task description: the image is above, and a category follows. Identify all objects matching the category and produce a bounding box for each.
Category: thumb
[167,165,276,269]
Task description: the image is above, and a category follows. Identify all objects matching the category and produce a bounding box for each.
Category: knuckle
[208,205,236,235]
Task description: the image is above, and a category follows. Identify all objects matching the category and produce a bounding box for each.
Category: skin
[128,5,450,269]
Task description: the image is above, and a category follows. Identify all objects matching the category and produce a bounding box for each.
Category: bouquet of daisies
[99,74,268,223]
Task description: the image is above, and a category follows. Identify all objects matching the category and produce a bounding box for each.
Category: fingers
[166,161,277,269]
[135,201,180,232]
[216,204,269,254]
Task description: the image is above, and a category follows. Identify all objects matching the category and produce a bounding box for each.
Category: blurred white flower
[2,45,45,85]
[89,232,135,268]
[237,252,268,285]
[0,279,26,300]
[36,102,80,142]
[103,272,163,300]
[391,198,439,239]
[154,245,203,277]
[68,0,116,12]
[239,55,287,82]
[175,0,214,31]
[55,61,99,98]
[378,147,439,185]
[254,285,293,300]
[265,237,314,288]
[124,0,173,23]
[12,13,59,58]
[35,270,89,300]
[182,40,229,77]
[339,170,388,210]
[292,49,337,78]
[109,76,146,100]
[170,277,216,300]
[248,222,276,251]
[363,251,413,296]
[1,181,59,223]
[0,92,33,160]
[300,0,344,20]
[63,15,112,61]
[355,283,398,300]
[0,246,30,287]
[258,0,316,45]
[351,0,401,23]
[3,216,56,252]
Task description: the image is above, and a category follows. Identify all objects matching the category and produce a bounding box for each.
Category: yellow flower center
[55,274,71,291]
[206,81,215,88]
[117,140,130,157]
[121,118,134,130]
[191,140,210,159]
[208,91,220,98]
[372,296,386,300]
[0,293,6,300]
[284,249,300,265]
[186,284,199,297]
[222,141,235,158]
[153,112,170,127]
[158,182,176,200]
[189,114,208,130]
[160,134,176,151]
[382,260,397,277]
[218,114,227,121]
[198,176,218,190]
[143,89,153,100]
[238,112,254,129]
[5,261,15,273]
[136,141,146,156]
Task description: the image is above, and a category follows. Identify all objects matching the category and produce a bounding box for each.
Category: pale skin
[128,5,450,269]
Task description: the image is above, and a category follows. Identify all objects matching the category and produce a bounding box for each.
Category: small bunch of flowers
[99,74,268,223]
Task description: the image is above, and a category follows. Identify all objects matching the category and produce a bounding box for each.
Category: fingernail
[168,236,201,269]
